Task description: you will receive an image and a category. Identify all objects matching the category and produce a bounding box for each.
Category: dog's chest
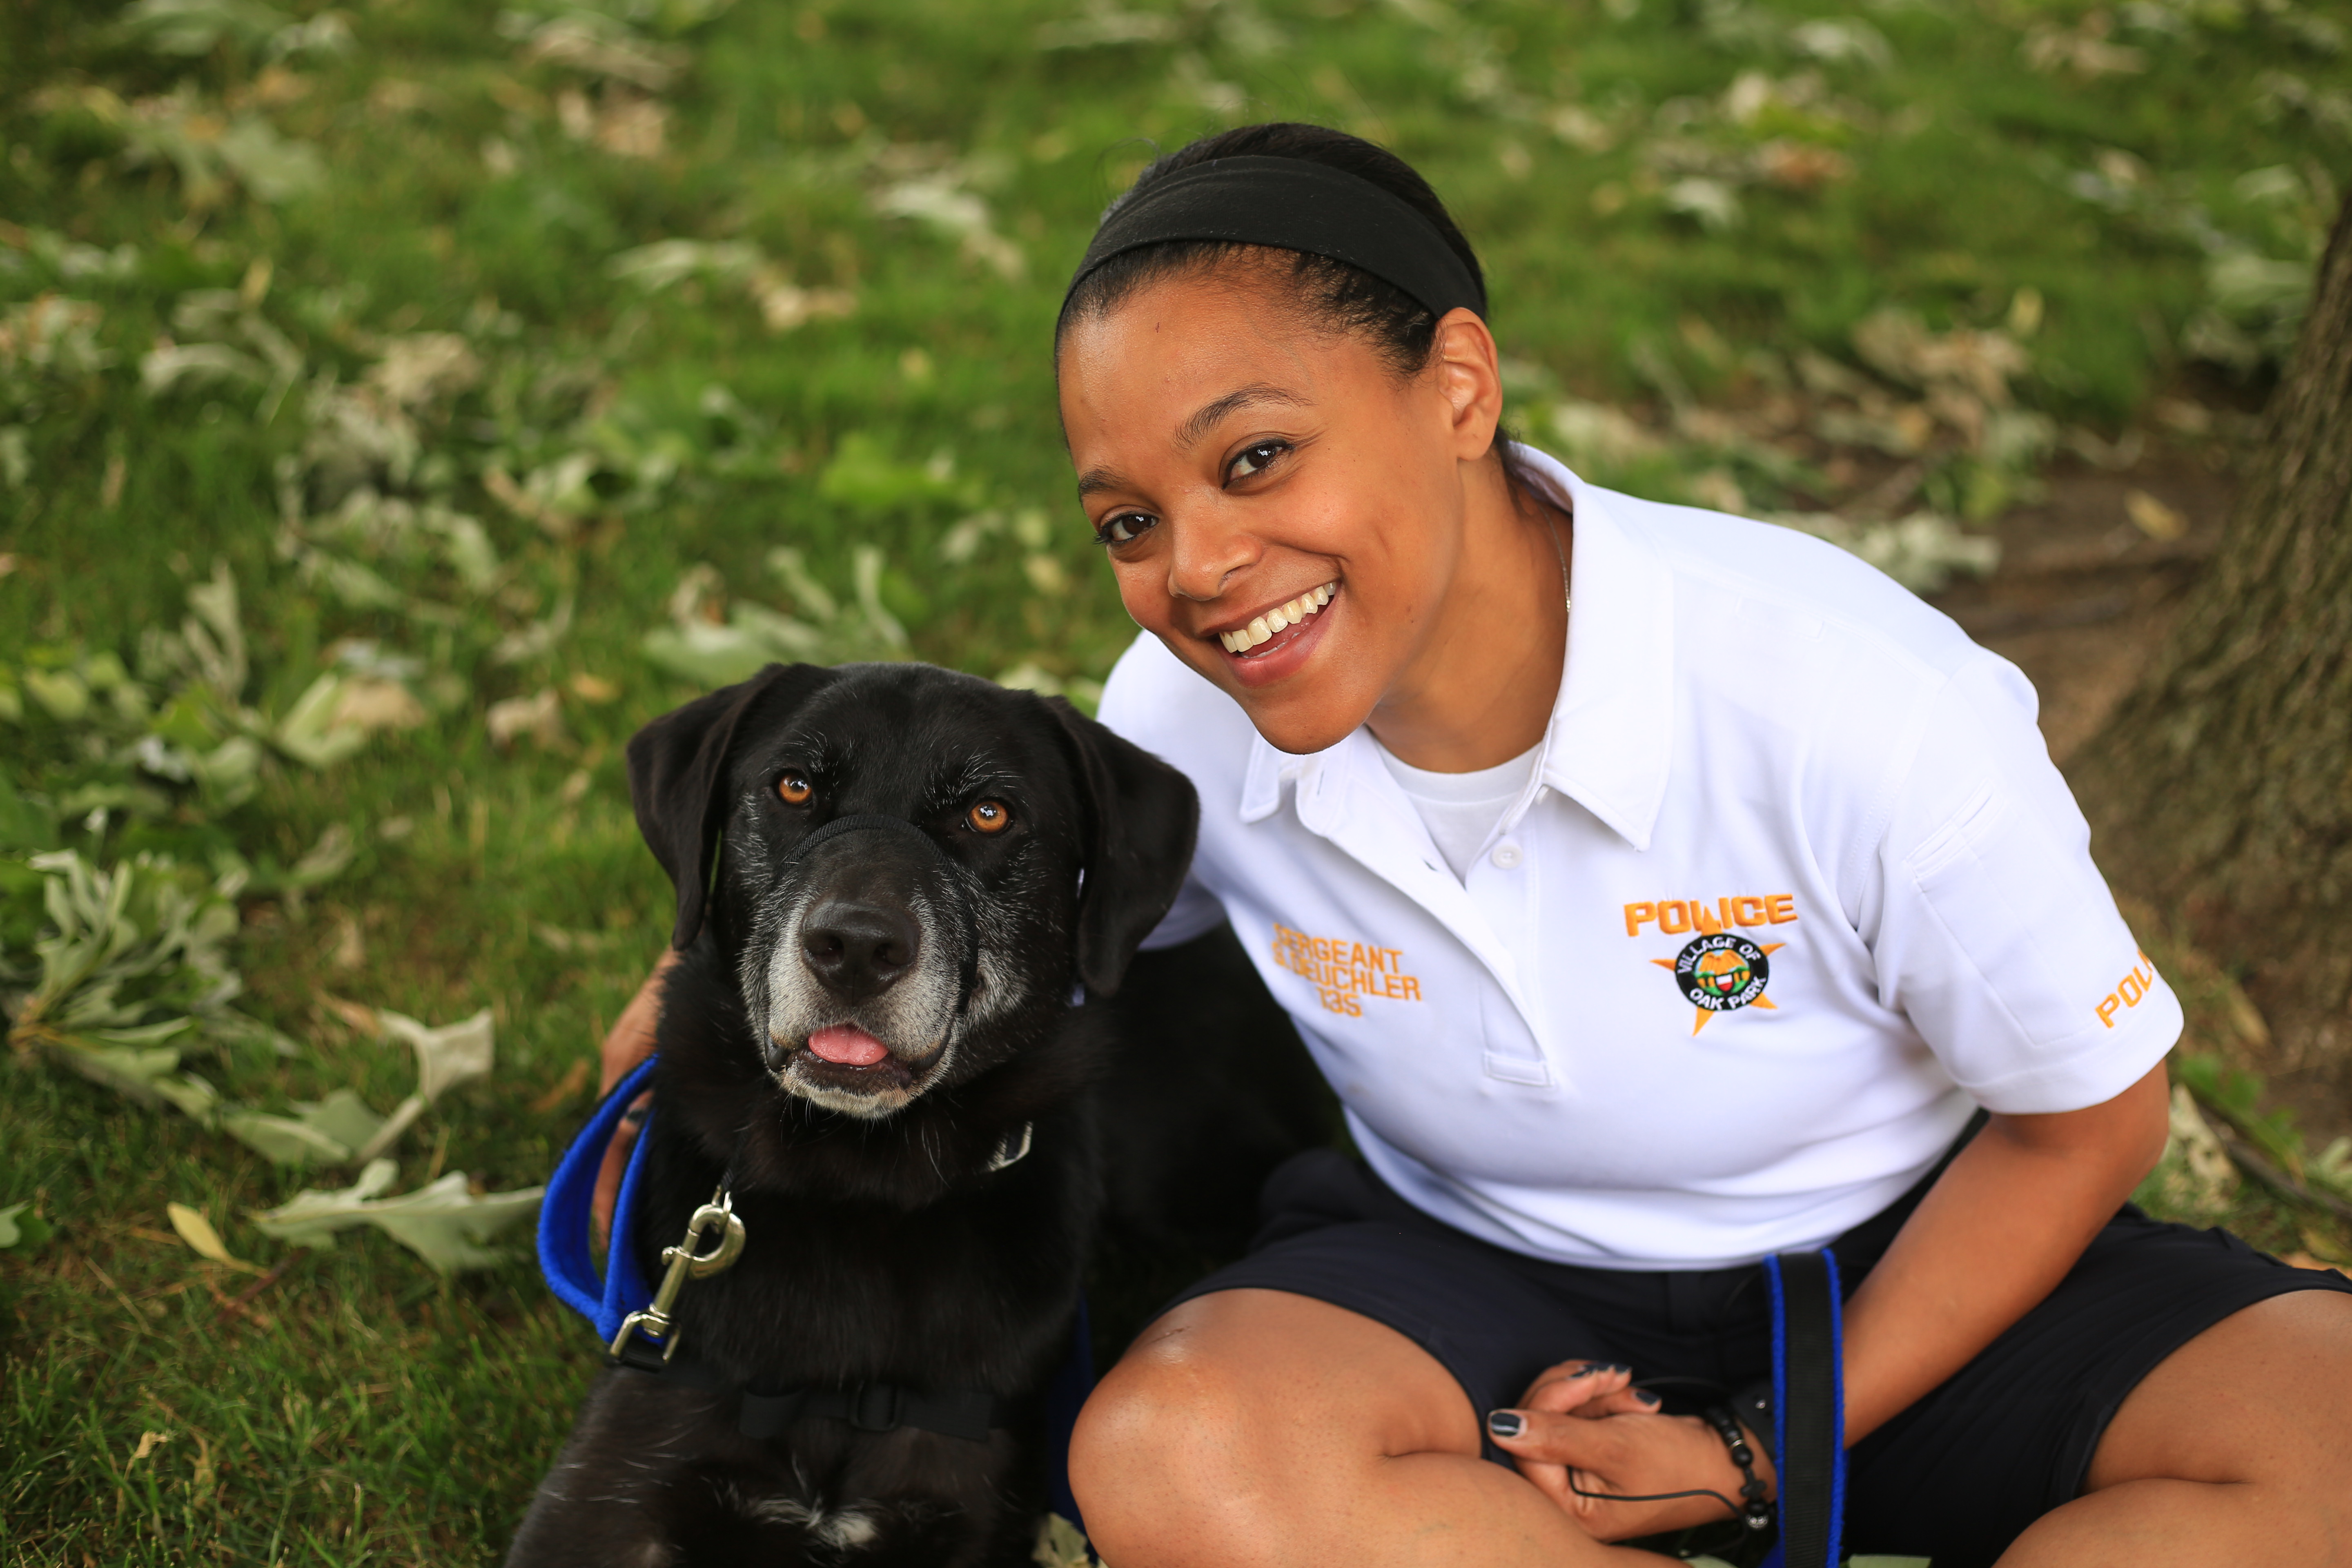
[688,1212,1061,1376]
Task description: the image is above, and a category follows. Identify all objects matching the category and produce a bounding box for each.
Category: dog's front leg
[505,1371,705,1568]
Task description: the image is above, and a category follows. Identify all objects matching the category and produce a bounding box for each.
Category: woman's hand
[1486,1360,1774,1542]
[589,952,675,1248]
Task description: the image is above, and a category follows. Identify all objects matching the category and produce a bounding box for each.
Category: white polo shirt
[1098,446,2180,1271]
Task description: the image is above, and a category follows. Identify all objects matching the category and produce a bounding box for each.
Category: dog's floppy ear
[1045,697,1200,999]
[627,663,829,949]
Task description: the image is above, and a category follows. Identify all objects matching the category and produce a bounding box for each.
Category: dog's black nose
[800,898,920,1000]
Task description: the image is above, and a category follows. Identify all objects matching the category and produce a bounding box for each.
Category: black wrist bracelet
[1702,1403,1775,1532]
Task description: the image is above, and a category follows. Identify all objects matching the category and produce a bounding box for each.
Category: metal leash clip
[608,1186,747,1366]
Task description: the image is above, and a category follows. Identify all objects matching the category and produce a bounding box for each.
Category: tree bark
[2071,194,2352,1101]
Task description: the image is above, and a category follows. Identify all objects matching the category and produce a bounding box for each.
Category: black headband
[1066,155,1486,321]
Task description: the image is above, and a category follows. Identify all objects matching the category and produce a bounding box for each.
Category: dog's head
[625,662,1197,1119]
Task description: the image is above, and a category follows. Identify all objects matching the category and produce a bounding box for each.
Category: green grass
[3,0,2350,1559]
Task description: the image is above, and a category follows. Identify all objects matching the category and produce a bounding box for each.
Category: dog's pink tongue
[806,1025,889,1067]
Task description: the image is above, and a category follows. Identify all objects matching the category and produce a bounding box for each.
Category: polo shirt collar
[1238,449,1674,852]
[1527,451,1675,852]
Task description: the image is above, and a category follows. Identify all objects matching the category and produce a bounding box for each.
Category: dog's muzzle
[766,814,979,1056]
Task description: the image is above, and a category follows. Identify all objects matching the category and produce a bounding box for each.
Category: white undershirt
[1374,739,1543,882]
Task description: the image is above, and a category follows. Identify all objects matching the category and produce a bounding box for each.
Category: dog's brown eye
[967,800,1011,834]
[777,771,813,805]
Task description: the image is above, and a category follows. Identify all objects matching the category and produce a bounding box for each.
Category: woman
[601,124,2352,1565]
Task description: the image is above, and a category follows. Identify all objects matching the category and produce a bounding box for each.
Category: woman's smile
[1208,580,1340,686]
[1212,579,1336,654]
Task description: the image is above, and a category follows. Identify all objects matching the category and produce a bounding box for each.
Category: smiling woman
[1050,123,2352,1568]
[1056,127,1568,768]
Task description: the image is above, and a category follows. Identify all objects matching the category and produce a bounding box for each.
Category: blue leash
[535,1054,1094,1529]
[1757,1249,1846,1568]
[538,1054,663,1346]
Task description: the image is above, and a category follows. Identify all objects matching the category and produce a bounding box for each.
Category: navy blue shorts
[1160,1147,2352,1567]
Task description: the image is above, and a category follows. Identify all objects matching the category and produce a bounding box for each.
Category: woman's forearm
[1836,1062,2171,1445]
[598,949,678,1094]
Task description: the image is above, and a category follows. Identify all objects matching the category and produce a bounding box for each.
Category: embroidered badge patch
[1643,905,1786,1035]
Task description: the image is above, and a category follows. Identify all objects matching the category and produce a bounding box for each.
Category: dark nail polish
[1486,1410,1525,1439]
[1606,1362,1633,1374]
[1635,1389,1661,1407]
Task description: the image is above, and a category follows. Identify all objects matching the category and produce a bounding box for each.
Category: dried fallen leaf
[533,923,621,953]
[1766,512,2000,593]
[167,1201,262,1273]
[486,688,564,748]
[1662,177,1742,232]
[2022,16,2145,78]
[1033,1512,1093,1568]
[2123,488,2187,541]
[529,1057,591,1114]
[593,92,669,159]
[1546,400,1664,471]
[278,671,418,766]
[490,597,575,667]
[752,277,857,333]
[2169,1085,2238,1202]
[567,672,620,704]
[1754,140,1851,192]
[516,13,686,91]
[367,332,481,409]
[1852,309,2029,405]
[316,991,382,1038]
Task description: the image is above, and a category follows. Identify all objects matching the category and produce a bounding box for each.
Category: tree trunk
[2071,194,2352,1107]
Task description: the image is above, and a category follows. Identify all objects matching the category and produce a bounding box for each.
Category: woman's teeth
[1219,583,1336,654]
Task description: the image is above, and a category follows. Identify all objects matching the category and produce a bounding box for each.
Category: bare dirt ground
[1934,448,2236,768]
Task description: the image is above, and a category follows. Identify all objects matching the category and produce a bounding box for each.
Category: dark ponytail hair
[1057,123,1537,503]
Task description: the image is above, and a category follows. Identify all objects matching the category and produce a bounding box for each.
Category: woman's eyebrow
[1175,383,1309,450]
[1075,383,1311,497]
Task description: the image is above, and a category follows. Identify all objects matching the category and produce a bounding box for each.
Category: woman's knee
[1069,1291,1473,1561]
[1071,1334,1271,1493]
[2090,1288,2352,1490]
[1069,1340,1295,1564]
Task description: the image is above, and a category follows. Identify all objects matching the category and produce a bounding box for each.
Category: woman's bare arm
[599,949,679,1094]
[1837,1059,2171,1442]
[590,950,678,1245]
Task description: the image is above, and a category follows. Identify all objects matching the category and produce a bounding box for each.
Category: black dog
[507,660,1323,1567]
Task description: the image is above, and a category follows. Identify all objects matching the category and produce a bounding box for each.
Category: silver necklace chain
[1546,512,1572,617]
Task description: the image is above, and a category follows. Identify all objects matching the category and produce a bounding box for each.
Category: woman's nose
[1165,505,1258,602]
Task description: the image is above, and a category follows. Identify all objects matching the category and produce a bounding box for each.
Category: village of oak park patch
[1653,930,1784,1035]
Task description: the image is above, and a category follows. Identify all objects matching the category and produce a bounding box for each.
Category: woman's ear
[1430,307,1506,463]
[625,663,831,949]
[1043,696,1201,998]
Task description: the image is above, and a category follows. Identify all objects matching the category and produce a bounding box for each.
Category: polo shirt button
[1491,842,1523,870]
